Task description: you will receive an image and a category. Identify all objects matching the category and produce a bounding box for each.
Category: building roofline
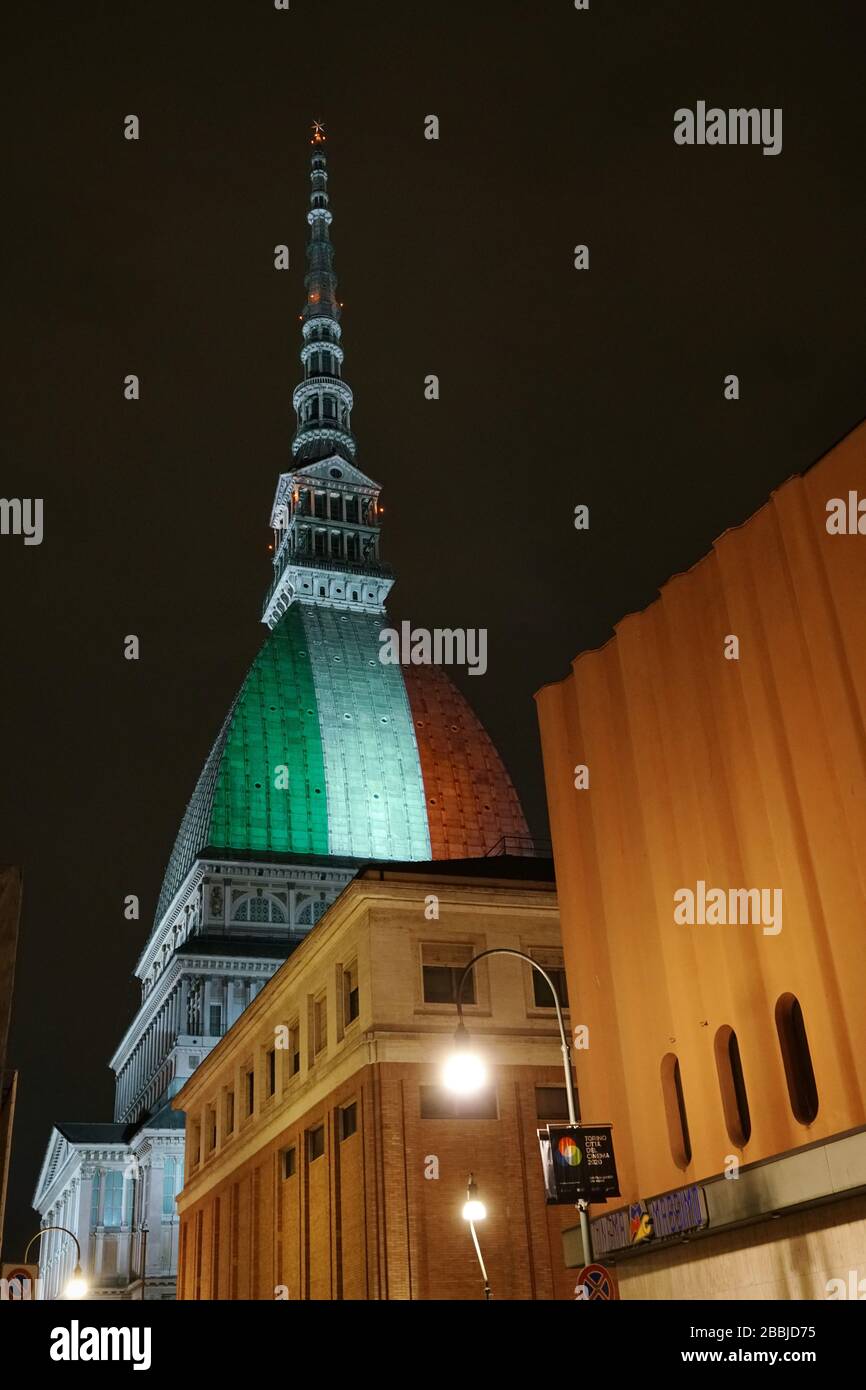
[173,864,559,1113]
[534,411,866,701]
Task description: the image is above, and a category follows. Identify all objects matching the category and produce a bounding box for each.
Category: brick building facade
[174,860,580,1300]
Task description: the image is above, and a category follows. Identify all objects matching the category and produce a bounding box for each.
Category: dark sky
[2,0,865,1260]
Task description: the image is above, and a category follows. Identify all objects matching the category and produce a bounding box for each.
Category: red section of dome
[403,665,529,859]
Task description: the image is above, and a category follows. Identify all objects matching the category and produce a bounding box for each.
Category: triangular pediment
[270,457,382,528]
[295,456,381,492]
[33,1127,70,1208]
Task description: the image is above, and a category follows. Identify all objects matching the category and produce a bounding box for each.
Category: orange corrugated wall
[535,421,866,1203]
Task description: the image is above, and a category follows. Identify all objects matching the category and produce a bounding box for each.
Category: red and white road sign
[575,1263,618,1301]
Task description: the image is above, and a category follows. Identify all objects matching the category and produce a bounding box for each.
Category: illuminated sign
[537,1124,620,1205]
[590,1184,709,1257]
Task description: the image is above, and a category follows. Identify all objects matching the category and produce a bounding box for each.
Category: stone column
[145,1156,164,1285]
[179,975,190,1038]
[79,1169,95,1279]
[94,1167,106,1279]
[43,1210,56,1299]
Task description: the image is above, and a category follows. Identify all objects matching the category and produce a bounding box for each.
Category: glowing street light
[462,1175,487,1224]
[443,1022,488,1095]
[23,1226,89,1300]
[65,1264,88,1300]
[462,1174,491,1301]
[441,948,594,1268]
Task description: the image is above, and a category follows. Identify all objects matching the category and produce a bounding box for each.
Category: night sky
[3,0,865,1261]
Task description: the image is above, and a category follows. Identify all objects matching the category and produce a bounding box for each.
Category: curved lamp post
[443,948,594,1267]
[462,1174,491,1301]
[24,1226,88,1300]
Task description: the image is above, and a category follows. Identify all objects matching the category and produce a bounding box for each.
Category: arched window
[714,1026,751,1146]
[775,994,818,1124]
[232,894,288,926]
[660,1053,692,1169]
[295,897,330,929]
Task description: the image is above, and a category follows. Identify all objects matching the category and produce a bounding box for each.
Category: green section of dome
[208,603,330,856]
[302,606,431,861]
[154,605,329,926]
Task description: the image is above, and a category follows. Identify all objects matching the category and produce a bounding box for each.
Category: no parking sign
[575,1263,618,1301]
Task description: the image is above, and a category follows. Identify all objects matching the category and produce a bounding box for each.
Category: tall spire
[292,122,357,465]
[262,125,394,630]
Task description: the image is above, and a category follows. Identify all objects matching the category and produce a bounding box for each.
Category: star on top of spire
[311,120,326,145]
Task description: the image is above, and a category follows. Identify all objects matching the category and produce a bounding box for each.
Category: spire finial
[311,120,326,145]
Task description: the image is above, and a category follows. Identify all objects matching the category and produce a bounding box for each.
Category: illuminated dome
[157,605,527,923]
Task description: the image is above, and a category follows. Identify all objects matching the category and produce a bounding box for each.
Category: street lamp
[24,1226,88,1300]
[139,1222,149,1301]
[462,1174,491,1301]
[442,1020,487,1095]
[442,948,594,1267]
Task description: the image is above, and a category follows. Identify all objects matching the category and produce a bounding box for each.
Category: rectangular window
[343,962,359,1026]
[340,1103,358,1141]
[288,1022,301,1078]
[422,944,476,1005]
[330,531,342,558]
[245,1069,255,1118]
[314,530,327,557]
[267,1048,276,1098]
[206,1105,217,1154]
[209,1003,222,1036]
[314,492,327,520]
[329,494,343,521]
[314,995,327,1056]
[533,967,570,1011]
[419,1087,498,1121]
[308,1125,326,1162]
[281,1147,297,1181]
[103,1170,124,1228]
[345,497,359,524]
[536,1087,570,1123]
[225,1089,235,1136]
[162,1156,178,1216]
[346,533,359,562]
